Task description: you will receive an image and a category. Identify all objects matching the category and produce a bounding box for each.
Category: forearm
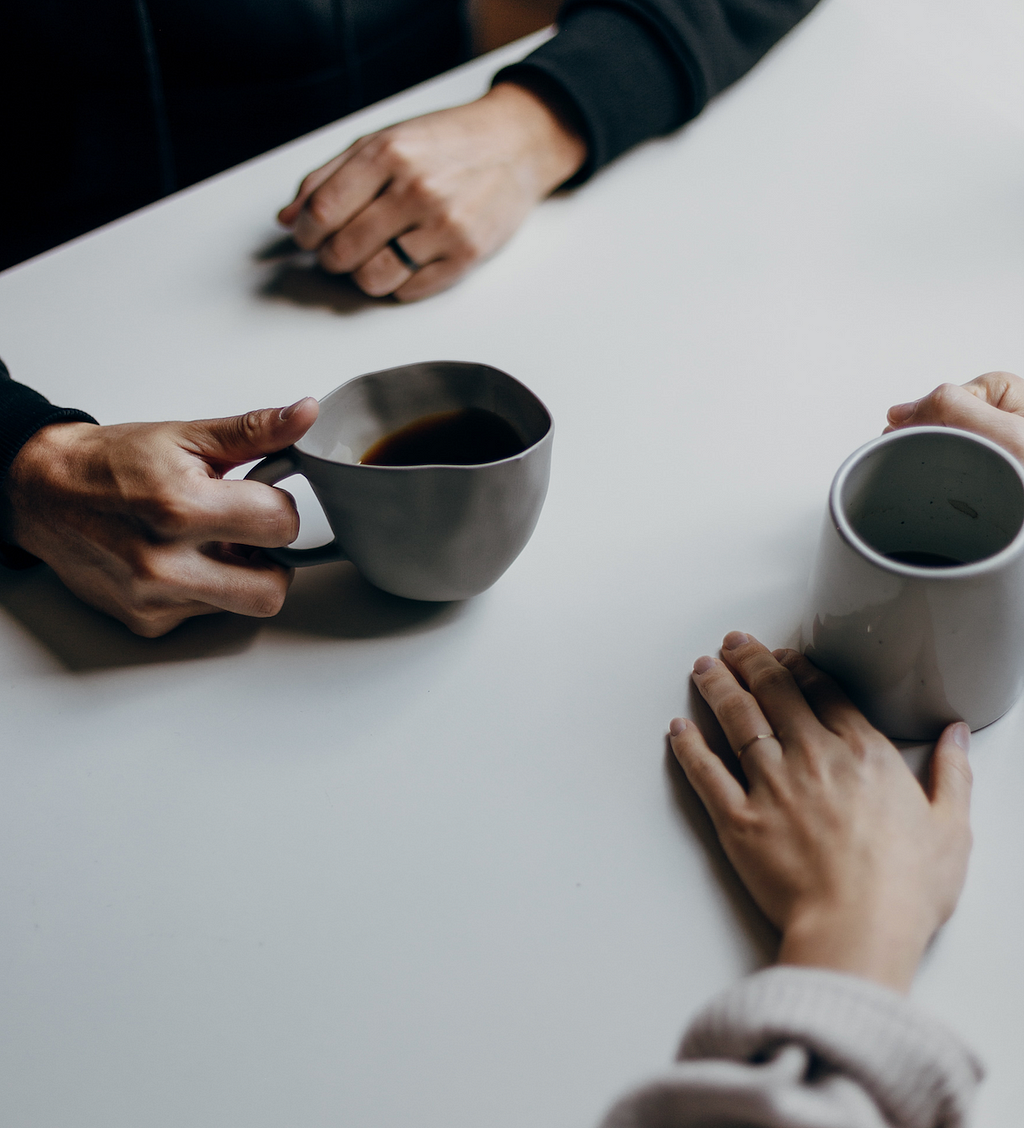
[600,968,982,1128]
[497,0,822,181]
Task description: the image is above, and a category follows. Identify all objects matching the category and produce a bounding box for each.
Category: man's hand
[277,81,586,301]
[672,632,972,994]
[0,398,319,637]
[886,371,1024,466]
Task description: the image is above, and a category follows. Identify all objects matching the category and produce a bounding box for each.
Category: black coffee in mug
[360,407,526,466]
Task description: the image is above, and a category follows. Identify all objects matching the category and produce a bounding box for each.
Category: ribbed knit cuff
[0,364,98,484]
[495,4,692,184]
[681,966,984,1128]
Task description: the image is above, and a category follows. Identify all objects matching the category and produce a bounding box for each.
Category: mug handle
[244,449,347,568]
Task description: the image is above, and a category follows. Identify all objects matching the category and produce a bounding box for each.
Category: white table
[1,3,1022,1125]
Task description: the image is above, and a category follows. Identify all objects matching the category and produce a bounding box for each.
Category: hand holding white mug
[278,82,586,301]
[1,399,319,637]
[886,370,1024,465]
[671,632,973,993]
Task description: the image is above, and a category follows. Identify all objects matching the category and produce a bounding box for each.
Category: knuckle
[376,133,414,168]
[304,191,336,232]
[235,410,266,448]
[717,693,753,729]
[405,173,444,211]
[124,604,177,637]
[438,215,476,253]
[242,579,288,619]
[927,383,961,413]
[320,233,355,274]
[748,663,791,696]
[144,494,196,538]
[262,499,299,546]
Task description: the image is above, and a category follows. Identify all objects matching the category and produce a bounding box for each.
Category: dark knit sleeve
[0,357,98,483]
[496,0,821,182]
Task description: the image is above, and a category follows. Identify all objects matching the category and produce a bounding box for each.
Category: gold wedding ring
[737,733,775,757]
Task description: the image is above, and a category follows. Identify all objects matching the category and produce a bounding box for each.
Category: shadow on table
[254,235,381,316]
[0,565,259,671]
[265,560,464,639]
[662,680,778,966]
[0,560,461,673]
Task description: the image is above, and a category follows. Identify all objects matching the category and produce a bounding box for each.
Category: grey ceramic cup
[802,426,1024,740]
[245,361,553,601]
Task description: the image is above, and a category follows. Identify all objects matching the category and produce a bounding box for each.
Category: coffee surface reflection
[360,407,526,466]
[885,550,965,567]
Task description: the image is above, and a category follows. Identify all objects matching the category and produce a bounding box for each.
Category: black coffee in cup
[360,407,526,467]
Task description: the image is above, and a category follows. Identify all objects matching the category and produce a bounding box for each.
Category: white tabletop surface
[1,3,1022,1125]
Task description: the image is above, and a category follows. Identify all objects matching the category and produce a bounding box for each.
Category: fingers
[122,544,293,632]
[885,374,1024,464]
[715,632,820,741]
[669,717,747,825]
[278,146,362,227]
[393,257,469,302]
[962,371,1024,414]
[691,653,779,761]
[773,648,878,739]
[180,398,319,468]
[317,190,416,275]
[928,722,973,819]
[184,478,300,546]
[290,138,389,251]
[351,241,418,299]
[177,545,294,619]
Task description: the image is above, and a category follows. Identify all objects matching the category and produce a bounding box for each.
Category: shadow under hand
[0,565,259,672]
[256,239,381,316]
[265,561,466,639]
[661,680,778,967]
[0,559,465,673]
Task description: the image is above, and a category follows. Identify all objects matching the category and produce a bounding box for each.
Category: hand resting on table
[0,398,318,637]
[671,632,973,993]
[278,81,586,301]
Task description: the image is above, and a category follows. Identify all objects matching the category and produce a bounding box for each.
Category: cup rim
[295,361,553,470]
[829,426,1024,579]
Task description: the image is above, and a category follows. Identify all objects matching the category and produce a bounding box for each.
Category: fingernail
[693,656,715,675]
[279,397,310,421]
[723,631,749,650]
[887,399,920,423]
[950,722,971,751]
[669,717,687,737]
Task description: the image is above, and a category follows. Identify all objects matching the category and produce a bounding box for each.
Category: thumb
[928,721,973,820]
[180,397,319,468]
[885,378,1024,465]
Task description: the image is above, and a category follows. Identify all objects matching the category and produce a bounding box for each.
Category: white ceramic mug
[245,361,553,601]
[802,426,1024,739]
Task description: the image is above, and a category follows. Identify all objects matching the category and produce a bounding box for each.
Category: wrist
[2,422,96,548]
[778,901,935,995]
[485,80,586,194]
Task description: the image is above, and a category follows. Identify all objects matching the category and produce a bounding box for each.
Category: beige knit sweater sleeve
[599,967,983,1128]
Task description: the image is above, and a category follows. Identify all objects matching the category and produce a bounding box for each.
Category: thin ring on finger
[388,236,421,272]
[737,732,777,757]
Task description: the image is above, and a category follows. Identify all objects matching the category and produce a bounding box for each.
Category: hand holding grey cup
[803,426,1024,739]
[245,362,553,601]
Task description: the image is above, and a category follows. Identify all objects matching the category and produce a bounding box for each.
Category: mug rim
[294,361,553,470]
[829,425,1024,579]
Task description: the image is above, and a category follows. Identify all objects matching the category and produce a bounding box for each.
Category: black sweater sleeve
[497,0,821,182]
[0,358,98,483]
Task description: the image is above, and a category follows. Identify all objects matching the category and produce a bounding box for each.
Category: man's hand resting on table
[886,370,1024,465]
[0,398,318,637]
[671,633,973,995]
[277,81,586,301]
